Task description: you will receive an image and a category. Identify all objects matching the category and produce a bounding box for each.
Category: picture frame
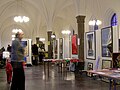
[101,26,113,57]
[112,53,120,68]
[102,60,112,69]
[87,62,93,70]
[72,34,78,54]
[59,38,63,59]
[85,31,96,59]
[119,39,120,51]
[87,62,93,77]
[55,40,58,59]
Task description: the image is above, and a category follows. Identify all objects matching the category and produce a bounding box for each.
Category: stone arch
[103,8,117,27]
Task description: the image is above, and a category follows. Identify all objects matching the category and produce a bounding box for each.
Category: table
[43,59,67,75]
[43,59,81,75]
[88,69,120,90]
[43,59,52,76]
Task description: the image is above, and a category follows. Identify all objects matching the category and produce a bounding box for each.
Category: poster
[72,34,77,54]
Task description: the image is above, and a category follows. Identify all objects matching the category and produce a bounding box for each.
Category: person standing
[7,45,11,53]
[5,58,12,84]
[10,31,25,90]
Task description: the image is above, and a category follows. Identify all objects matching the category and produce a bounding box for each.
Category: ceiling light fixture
[51,32,56,38]
[88,20,102,26]
[39,38,45,42]
[61,30,71,35]
[12,28,23,33]
[14,16,29,23]
[14,0,30,23]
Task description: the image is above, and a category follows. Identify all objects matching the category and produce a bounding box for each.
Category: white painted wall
[113,26,119,53]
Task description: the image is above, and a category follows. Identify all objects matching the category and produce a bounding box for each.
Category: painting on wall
[101,27,113,57]
[102,60,112,69]
[72,34,77,54]
[85,31,96,59]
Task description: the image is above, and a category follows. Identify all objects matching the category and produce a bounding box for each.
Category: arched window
[111,13,117,26]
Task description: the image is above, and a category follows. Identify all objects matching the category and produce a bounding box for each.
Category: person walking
[10,31,25,90]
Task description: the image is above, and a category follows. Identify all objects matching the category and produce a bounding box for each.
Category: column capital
[76,15,86,23]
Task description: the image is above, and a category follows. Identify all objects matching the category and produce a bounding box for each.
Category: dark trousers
[10,67,25,90]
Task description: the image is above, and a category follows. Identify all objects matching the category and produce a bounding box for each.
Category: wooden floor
[0,64,120,90]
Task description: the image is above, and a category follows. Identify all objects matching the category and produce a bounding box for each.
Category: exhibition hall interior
[0,0,120,90]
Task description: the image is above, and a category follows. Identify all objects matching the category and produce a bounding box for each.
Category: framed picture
[87,62,93,77]
[101,26,113,57]
[119,39,120,51]
[21,40,29,57]
[87,62,93,70]
[72,34,77,54]
[59,38,63,59]
[55,40,58,59]
[85,31,96,59]
[102,60,112,69]
[112,53,120,68]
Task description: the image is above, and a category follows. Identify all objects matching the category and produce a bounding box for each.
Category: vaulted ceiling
[0,0,120,49]
[0,0,77,47]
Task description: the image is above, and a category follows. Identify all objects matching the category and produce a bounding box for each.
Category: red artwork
[72,34,77,54]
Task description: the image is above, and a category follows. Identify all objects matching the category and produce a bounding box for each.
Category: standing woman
[10,31,25,90]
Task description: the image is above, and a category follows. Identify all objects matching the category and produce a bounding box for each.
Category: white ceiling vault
[0,0,78,48]
[0,0,120,49]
